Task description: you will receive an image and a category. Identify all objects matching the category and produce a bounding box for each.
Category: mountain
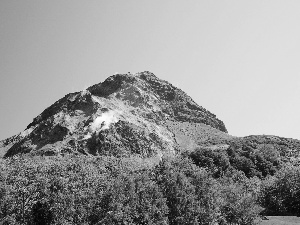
[1,71,300,165]
[0,71,231,158]
[2,71,300,225]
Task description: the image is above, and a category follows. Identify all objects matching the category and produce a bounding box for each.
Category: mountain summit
[1,71,230,157]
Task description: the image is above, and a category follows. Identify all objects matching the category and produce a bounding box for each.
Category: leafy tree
[257,144,280,164]
[218,172,263,225]
[190,148,230,177]
[92,172,169,224]
[156,159,200,225]
[261,165,300,216]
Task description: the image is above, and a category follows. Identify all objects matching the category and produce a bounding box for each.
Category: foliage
[0,154,264,224]
[91,172,168,224]
[156,167,200,224]
[190,148,230,177]
[190,145,281,178]
[155,157,262,225]
[261,164,300,216]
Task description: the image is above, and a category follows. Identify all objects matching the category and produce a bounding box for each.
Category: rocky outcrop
[1,71,229,158]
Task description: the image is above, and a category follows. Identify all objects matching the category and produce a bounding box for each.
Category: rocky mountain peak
[0,71,229,158]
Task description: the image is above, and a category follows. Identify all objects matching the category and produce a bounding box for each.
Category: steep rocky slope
[2,71,300,164]
[0,71,230,158]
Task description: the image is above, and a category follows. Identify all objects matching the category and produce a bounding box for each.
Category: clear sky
[1,0,300,140]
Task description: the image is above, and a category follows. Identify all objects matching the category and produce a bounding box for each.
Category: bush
[31,201,53,225]
[190,148,230,177]
[261,165,300,216]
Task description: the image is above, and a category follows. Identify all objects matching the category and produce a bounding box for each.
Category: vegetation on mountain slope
[1,72,300,224]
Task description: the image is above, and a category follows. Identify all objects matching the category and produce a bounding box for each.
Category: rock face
[2,71,300,164]
[0,71,230,158]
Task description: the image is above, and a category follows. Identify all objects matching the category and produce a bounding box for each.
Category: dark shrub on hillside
[227,146,280,178]
[190,144,280,178]
[261,165,300,216]
[31,201,53,225]
[190,148,230,177]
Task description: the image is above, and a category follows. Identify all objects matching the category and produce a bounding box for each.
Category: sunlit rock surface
[3,71,300,162]
[1,71,230,157]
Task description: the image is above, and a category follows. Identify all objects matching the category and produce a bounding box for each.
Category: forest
[0,144,300,225]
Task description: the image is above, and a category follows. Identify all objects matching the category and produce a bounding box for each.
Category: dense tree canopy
[0,145,298,224]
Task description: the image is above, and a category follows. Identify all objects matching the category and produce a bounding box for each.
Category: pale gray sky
[1,0,300,140]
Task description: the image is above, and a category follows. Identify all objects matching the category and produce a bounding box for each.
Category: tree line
[0,145,299,224]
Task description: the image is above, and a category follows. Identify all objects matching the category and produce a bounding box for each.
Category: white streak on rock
[90,111,119,133]
[20,126,35,138]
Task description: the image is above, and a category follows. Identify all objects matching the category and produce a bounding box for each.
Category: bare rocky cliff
[1,71,230,158]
